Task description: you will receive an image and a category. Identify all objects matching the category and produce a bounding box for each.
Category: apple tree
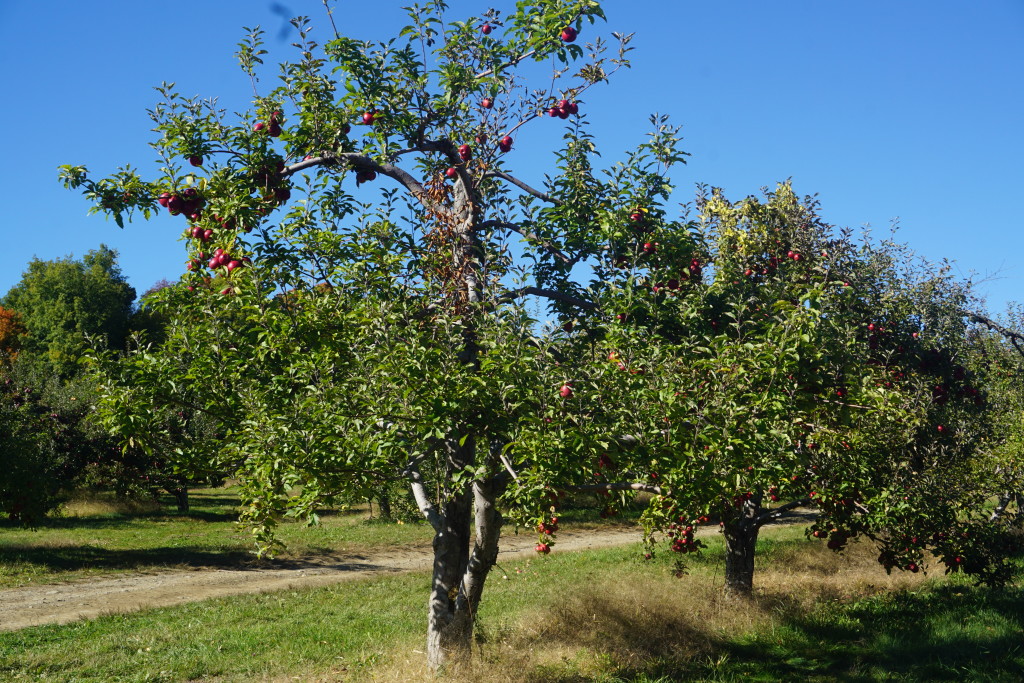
[520,183,1014,594]
[60,0,704,669]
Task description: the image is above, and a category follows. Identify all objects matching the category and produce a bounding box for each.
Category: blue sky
[1,1,1021,313]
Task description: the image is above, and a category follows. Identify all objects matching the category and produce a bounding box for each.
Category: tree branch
[494,286,598,311]
[475,49,536,80]
[754,497,812,528]
[405,458,443,532]
[482,169,559,205]
[283,153,449,219]
[481,220,571,264]
[968,311,1024,361]
[564,482,663,496]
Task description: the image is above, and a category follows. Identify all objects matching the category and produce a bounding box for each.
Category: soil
[0,525,644,632]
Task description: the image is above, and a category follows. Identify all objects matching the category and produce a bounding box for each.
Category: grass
[0,488,648,589]
[1,524,1021,682]
[0,487,435,588]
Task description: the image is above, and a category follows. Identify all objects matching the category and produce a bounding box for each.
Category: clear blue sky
[1,1,1021,312]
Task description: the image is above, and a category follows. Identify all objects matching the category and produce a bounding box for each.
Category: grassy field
[0,487,436,588]
[0,487,645,589]
[2,523,1021,682]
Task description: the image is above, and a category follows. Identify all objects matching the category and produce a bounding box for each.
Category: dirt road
[0,526,643,632]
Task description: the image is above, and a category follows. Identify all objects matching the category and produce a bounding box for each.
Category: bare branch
[969,311,1024,361]
[474,49,536,80]
[494,286,598,311]
[283,153,450,219]
[990,491,1020,522]
[564,482,663,496]
[754,498,812,528]
[483,169,559,205]
[405,459,443,532]
[481,220,571,264]
[499,453,520,482]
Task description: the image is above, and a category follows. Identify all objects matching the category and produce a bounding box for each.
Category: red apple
[253,122,266,133]
[189,155,203,167]
[481,23,492,35]
[498,135,513,152]
[157,192,172,207]
[458,143,472,161]
[560,26,577,42]
[535,542,550,554]
[166,194,185,215]
[362,111,376,125]
[481,97,493,109]
[268,122,282,137]
[445,167,458,179]
[559,384,573,398]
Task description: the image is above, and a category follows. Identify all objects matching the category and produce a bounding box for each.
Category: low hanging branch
[404,457,443,532]
[754,497,812,528]
[564,481,664,496]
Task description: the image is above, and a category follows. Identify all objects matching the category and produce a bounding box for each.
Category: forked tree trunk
[723,496,763,597]
[452,476,505,629]
[422,465,506,670]
[426,483,473,670]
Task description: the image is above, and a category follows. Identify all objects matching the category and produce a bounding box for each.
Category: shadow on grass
[550,583,1024,682]
[0,510,239,531]
[0,544,259,573]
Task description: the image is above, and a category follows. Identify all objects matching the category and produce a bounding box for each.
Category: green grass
[0,488,648,589]
[0,487,434,588]
[1,526,1021,682]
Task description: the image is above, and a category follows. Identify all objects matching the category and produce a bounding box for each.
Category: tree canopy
[1,245,136,374]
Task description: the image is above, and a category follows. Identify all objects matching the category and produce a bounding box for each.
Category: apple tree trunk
[723,497,763,597]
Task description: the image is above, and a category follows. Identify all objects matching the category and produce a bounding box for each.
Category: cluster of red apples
[253,110,284,137]
[534,515,559,554]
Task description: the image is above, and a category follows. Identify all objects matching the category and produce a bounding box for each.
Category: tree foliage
[1,245,136,375]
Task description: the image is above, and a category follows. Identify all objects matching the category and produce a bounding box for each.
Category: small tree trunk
[723,496,762,597]
[377,492,393,521]
[170,486,189,512]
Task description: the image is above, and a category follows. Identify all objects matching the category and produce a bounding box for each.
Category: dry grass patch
[756,534,930,610]
[60,493,163,517]
[375,534,945,682]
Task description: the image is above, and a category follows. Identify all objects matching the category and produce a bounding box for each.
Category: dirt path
[0,526,644,632]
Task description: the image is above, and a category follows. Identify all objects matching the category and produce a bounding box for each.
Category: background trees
[1,245,136,376]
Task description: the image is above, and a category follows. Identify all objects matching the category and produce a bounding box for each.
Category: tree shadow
[0,509,239,531]
[0,543,260,573]
[711,584,1024,681]
[532,582,1024,682]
